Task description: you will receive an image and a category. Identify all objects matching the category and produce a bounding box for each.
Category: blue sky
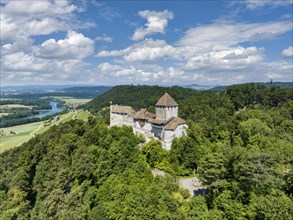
[1,0,292,86]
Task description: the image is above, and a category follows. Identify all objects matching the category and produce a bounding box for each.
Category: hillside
[1,83,293,219]
[85,85,195,113]
[85,83,293,115]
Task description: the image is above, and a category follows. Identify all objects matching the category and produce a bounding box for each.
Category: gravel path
[178,177,206,196]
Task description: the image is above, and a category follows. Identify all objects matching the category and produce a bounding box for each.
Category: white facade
[110,112,133,126]
[133,120,152,132]
[156,106,178,120]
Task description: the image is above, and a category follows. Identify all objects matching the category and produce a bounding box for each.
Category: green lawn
[0,110,91,154]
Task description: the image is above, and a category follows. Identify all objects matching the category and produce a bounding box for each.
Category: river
[28,101,64,119]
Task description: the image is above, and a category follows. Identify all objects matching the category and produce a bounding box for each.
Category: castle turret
[155,93,178,120]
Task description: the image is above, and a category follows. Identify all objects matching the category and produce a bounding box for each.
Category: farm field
[0,113,10,117]
[0,104,33,109]
[53,97,92,105]
[0,109,91,153]
[64,98,92,105]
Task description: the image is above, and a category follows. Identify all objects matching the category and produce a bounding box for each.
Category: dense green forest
[1,83,292,219]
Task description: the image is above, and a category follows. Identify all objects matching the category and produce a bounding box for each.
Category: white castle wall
[162,124,188,150]
[133,120,152,132]
[110,112,133,126]
[156,106,178,120]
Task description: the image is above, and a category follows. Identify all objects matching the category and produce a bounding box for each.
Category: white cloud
[185,46,264,71]
[131,10,173,41]
[2,52,49,72]
[2,0,76,16]
[124,39,175,62]
[95,35,113,42]
[95,18,292,85]
[1,13,73,42]
[0,0,84,43]
[1,2,292,86]
[282,46,293,57]
[1,50,89,84]
[0,0,96,86]
[242,0,293,9]
[177,21,292,51]
[36,31,94,59]
[265,72,282,79]
[98,62,121,72]
[97,39,175,62]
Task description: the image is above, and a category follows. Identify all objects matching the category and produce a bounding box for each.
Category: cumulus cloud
[98,62,121,72]
[96,18,292,85]
[0,0,91,43]
[2,52,49,72]
[2,0,76,16]
[282,46,293,57]
[1,50,89,84]
[184,47,264,71]
[124,39,175,62]
[0,1,97,85]
[36,31,94,59]
[131,10,173,41]
[97,39,175,62]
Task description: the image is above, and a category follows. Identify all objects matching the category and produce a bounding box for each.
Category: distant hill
[1,85,112,99]
[84,85,195,113]
[61,86,112,98]
[1,85,73,92]
[210,82,293,91]
[183,82,293,91]
[183,84,219,90]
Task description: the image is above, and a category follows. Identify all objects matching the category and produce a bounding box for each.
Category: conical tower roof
[155,93,178,106]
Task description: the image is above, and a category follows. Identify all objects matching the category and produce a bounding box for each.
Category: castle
[110,93,188,150]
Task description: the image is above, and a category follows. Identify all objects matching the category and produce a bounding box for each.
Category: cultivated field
[0,113,10,117]
[52,96,92,105]
[0,109,91,153]
[64,98,92,105]
[0,104,33,109]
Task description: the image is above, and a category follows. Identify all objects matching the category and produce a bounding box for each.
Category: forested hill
[1,83,293,219]
[84,85,195,113]
[85,83,292,114]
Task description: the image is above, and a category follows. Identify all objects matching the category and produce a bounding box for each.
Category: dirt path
[30,123,43,136]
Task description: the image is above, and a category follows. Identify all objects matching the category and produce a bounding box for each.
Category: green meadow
[0,110,91,153]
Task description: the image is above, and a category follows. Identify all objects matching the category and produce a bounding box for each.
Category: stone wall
[156,106,178,120]
[110,112,133,126]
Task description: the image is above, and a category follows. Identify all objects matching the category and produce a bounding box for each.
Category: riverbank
[0,110,91,154]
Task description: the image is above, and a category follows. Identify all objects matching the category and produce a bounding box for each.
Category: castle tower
[155,93,178,120]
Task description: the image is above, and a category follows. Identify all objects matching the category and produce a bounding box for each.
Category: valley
[0,109,91,153]
[0,85,104,153]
